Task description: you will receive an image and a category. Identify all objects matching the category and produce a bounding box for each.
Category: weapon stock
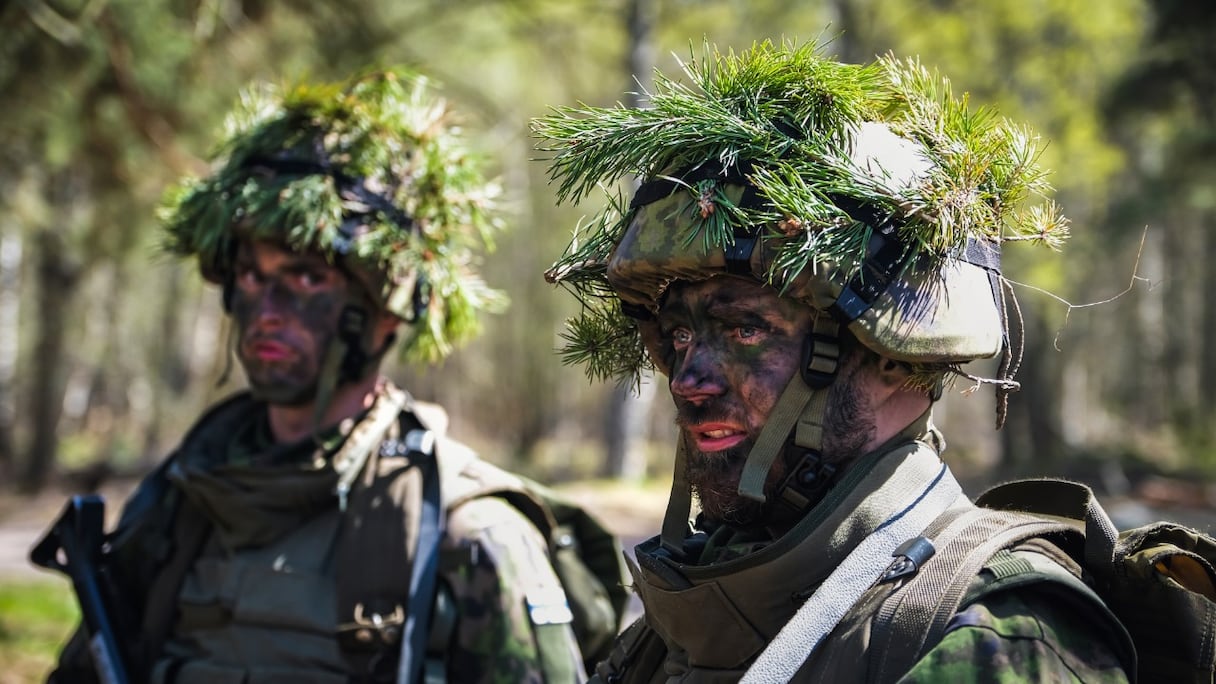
[30,495,132,684]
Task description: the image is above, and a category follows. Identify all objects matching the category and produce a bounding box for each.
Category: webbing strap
[334,387,409,511]
[398,450,443,684]
[333,386,426,681]
[737,377,816,502]
[739,463,963,684]
[793,390,830,453]
[660,434,694,556]
[974,478,1118,568]
[867,508,1073,684]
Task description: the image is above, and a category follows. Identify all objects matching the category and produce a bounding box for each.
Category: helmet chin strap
[310,303,394,441]
[658,317,841,556]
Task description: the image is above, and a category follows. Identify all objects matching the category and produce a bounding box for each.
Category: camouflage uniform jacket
[592,421,1132,683]
[48,382,584,684]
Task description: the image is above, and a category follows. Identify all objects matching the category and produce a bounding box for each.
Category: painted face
[658,276,881,526]
[229,240,352,406]
[657,276,814,524]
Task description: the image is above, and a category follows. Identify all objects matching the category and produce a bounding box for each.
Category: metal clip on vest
[878,536,937,584]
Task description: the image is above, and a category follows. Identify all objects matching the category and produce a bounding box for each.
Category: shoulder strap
[397,434,443,684]
[740,462,963,684]
[866,507,1077,683]
[974,478,1119,570]
[334,386,439,682]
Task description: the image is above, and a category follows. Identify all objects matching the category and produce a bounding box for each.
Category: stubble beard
[685,439,767,526]
[683,376,876,529]
[245,364,319,406]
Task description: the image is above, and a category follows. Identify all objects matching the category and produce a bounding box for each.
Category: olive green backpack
[870,478,1216,684]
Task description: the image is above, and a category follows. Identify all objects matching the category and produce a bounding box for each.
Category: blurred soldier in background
[46,67,599,684]
[535,41,1134,682]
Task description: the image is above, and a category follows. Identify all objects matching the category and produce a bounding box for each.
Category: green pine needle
[160,66,505,362]
[534,39,1067,384]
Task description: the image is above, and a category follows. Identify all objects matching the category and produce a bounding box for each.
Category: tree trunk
[1000,300,1066,477]
[600,0,658,481]
[0,229,20,484]
[19,230,81,493]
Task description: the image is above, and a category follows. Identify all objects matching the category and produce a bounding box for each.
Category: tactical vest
[616,439,959,681]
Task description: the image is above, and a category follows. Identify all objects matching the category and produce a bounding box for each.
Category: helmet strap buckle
[771,446,838,519]
[801,317,841,389]
[337,305,370,382]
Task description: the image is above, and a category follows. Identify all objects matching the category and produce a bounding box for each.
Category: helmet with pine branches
[161,67,506,364]
[535,40,1067,416]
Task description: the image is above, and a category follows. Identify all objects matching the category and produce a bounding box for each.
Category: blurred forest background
[1,0,1214,505]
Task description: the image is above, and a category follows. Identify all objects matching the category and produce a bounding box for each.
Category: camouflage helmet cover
[160,67,506,362]
[535,40,1067,386]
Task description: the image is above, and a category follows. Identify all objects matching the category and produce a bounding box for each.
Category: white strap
[739,464,963,684]
[333,387,408,512]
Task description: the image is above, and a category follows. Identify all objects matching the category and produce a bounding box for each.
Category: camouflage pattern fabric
[443,496,585,683]
[588,420,1131,684]
[590,585,1130,683]
[899,588,1130,683]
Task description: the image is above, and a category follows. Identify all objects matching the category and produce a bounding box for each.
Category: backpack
[448,472,632,669]
[869,477,1216,684]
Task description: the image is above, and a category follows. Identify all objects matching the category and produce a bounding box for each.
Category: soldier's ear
[875,356,913,389]
[372,312,402,348]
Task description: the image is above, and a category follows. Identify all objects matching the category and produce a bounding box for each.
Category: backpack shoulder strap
[974,478,1120,570]
[868,480,1140,684]
[866,506,1080,683]
[333,385,443,681]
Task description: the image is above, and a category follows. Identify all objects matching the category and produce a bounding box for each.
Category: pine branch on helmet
[160,66,507,365]
[534,39,1067,411]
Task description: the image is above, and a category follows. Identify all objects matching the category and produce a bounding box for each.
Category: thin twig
[1004,226,1155,351]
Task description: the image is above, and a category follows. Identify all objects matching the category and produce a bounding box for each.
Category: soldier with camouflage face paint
[46,68,589,684]
[534,41,1134,683]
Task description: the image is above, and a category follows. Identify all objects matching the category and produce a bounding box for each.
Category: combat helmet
[534,41,1067,547]
[161,67,506,405]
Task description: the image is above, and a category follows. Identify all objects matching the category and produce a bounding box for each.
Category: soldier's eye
[670,328,692,349]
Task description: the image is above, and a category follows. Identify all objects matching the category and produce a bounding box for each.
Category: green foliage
[160,67,508,363]
[0,0,1211,485]
[534,38,1067,385]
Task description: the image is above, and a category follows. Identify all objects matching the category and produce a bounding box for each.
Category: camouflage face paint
[657,277,811,525]
[229,241,351,406]
[658,276,882,527]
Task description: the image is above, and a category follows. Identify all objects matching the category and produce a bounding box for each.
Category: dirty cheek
[293,290,345,332]
[736,351,792,423]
